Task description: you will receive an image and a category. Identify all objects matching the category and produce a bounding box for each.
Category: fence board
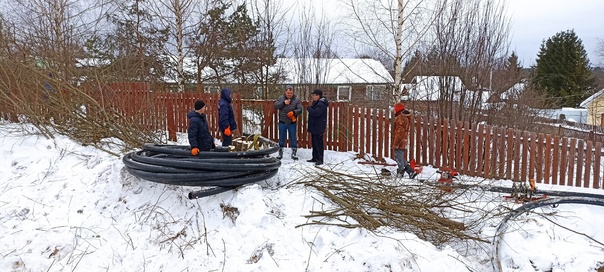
[552,136,560,185]
[463,122,470,174]
[490,126,499,177]
[363,107,369,156]
[428,118,435,166]
[505,128,514,179]
[584,141,592,188]
[440,119,449,167]
[528,132,536,181]
[595,142,602,189]
[576,140,584,187]
[484,125,492,177]
[476,124,484,176]
[560,138,568,186]
[447,120,457,169]
[455,121,463,171]
[544,134,552,184]
[520,131,529,182]
[409,114,416,161]
[469,122,477,176]
[423,117,429,165]
[371,108,378,156]
[536,133,544,183]
[354,106,361,153]
[568,138,577,186]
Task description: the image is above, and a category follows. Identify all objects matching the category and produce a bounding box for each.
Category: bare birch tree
[150,0,198,92]
[341,0,445,103]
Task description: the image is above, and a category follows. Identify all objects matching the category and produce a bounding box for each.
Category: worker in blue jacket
[218,88,239,147]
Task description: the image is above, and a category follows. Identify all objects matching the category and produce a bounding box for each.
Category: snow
[1,122,604,272]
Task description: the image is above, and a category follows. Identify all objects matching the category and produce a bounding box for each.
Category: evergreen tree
[532,30,593,108]
[504,52,522,82]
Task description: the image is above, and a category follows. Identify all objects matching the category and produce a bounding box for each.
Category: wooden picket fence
[1,82,603,190]
[88,86,604,190]
[409,117,603,189]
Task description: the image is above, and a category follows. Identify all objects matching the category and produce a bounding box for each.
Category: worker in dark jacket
[188,100,215,155]
[218,88,238,147]
[306,89,329,165]
[273,85,302,160]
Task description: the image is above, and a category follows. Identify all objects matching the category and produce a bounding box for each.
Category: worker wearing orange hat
[392,102,417,178]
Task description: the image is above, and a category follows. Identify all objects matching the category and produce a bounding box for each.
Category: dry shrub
[0,60,165,154]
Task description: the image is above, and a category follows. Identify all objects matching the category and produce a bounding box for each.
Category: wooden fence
[409,118,603,189]
[1,83,603,190]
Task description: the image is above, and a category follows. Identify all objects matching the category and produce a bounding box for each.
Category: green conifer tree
[532,30,593,108]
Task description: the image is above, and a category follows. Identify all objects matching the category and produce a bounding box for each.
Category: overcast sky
[506,0,604,67]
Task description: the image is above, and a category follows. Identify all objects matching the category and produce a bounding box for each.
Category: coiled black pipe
[491,196,604,272]
[122,135,281,199]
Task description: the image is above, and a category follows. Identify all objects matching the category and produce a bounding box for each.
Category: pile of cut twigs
[295,166,489,246]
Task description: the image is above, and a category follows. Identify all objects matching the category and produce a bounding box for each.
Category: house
[579,88,604,126]
[270,58,394,106]
[539,107,588,124]
[158,57,394,105]
[402,76,467,102]
[500,81,526,102]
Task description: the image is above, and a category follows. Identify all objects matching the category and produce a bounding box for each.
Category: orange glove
[287,111,296,122]
[224,126,231,136]
[191,148,199,155]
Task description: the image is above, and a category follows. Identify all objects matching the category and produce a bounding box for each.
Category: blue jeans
[394,149,412,174]
[278,122,297,148]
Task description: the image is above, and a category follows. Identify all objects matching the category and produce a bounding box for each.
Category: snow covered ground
[1,122,604,272]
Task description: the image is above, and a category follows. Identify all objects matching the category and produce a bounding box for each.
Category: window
[337,86,351,101]
[366,85,386,101]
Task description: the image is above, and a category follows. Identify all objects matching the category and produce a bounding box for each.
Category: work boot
[277,147,283,159]
[408,171,418,179]
[291,148,298,160]
[396,169,403,178]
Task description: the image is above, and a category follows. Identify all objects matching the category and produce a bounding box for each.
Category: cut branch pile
[296,166,488,246]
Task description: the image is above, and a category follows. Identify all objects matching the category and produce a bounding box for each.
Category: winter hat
[311,89,323,96]
[286,85,294,90]
[394,102,405,113]
[194,100,206,110]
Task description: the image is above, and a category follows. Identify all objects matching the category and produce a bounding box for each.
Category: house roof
[273,58,394,85]
[579,88,604,108]
[404,76,466,101]
[500,82,526,101]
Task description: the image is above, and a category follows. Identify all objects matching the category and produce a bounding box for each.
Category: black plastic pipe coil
[122,135,281,199]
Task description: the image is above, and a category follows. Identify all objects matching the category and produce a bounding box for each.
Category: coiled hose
[122,135,281,199]
[491,196,604,272]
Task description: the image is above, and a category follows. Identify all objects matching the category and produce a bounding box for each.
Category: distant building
[263,58,394,106]
[579,88,604,126]
[160,57,394,105]
[540,108,588,124]
[402,76,466,101]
